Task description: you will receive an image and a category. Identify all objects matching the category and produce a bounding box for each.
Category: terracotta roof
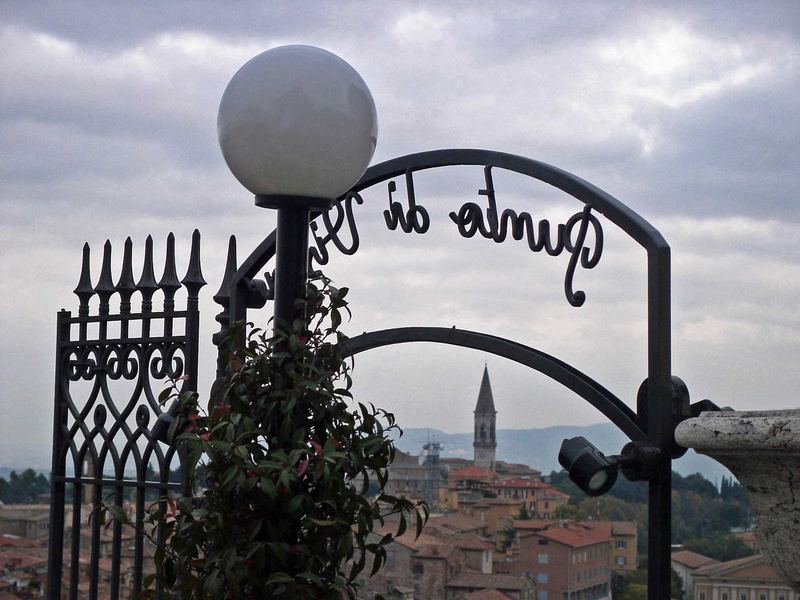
[671,550,719,569]
[514,519,556,530]
[448,570,528,591]
[0,550,47,570]
[0,535,40,548]
[413,544,450,559]
[450,466,498,479]
[373,524,445,555]
[465,589,517,600]
[494,461,541,475]
[395,532,445,553]
[452,534,495,551]
[576,520,637,538]
[693,554,780,579]
[427,513,484,533]
[535,523,611,548]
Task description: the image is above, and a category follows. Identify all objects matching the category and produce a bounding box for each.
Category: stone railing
[675,409,800,591]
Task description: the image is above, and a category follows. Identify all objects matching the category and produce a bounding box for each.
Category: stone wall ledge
[675,408,800,592]
[675,409,800,452]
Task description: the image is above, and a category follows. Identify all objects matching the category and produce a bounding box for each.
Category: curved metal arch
[228,147,670,449]
[340,326,646,443]
[233,148,668,281]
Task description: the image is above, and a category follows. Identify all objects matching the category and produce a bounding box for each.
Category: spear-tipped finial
[116,237,136,313]
[159,233,181,310]
[214,235,238,305]
[181,229,207,300]
[74,243,94,315]
[137,235,158,312]
[94,240,116,314]
[212,236,237,347]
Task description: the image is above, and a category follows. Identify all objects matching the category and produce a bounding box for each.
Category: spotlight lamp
[558,436,661,497]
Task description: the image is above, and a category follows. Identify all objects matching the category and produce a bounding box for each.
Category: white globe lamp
[217,45,378,203]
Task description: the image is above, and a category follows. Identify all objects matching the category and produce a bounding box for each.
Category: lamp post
[217,44,378,331]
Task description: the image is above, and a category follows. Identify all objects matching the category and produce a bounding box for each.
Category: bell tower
[473,364,497,471]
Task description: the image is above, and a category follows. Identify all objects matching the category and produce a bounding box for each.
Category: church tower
[473,364,497,471]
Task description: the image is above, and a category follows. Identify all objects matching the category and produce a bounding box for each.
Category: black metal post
[647,244,672,600]
[273,206,311,333]
[46,310,70,599]
[256,195,331,334]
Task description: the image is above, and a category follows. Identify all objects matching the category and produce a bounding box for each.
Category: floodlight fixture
[558,436,619,496]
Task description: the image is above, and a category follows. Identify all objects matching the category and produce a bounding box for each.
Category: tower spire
[473,364,497,471]
[474,363,496,414]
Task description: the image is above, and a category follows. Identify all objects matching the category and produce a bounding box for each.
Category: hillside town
[1,366,794,600]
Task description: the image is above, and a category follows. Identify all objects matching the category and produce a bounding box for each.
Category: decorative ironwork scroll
[306,163,604,306]
[47,231,205,600]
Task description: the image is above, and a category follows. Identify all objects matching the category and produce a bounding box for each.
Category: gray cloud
[1,2,798,468]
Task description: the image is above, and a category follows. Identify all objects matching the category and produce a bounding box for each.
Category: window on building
[386,552,395,571]
[412,562,423,576]
[538,553,549,564]
[616,556,627,566]
[722,592,729,600]
[538,591,548,600]
[741,593,747,600]
[538,572,549,584]
[778,594,786,600]
[538,539,549,546]
[699,593,706,600]
[759,594,766,600]
[616,540,627,549]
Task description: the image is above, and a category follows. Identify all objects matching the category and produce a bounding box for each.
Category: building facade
[497,520,633,600]
[692,555,796,600]
[672,550,720,600]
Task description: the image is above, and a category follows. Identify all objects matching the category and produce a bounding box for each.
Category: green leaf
[397,513,407,537]
[106,504,128,525]
[266,572,293,585]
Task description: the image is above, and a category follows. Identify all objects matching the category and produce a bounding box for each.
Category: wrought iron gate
[47,231,205,599]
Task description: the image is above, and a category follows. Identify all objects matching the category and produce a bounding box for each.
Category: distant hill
[0,466,50,479]
[394,423,733,484]
[2,423,732,486]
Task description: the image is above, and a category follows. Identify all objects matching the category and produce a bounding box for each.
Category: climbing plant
[101,273,427,599]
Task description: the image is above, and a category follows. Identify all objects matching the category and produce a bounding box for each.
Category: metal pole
[647,244,672,600]
[273,206,310,333]
[46,310,70,599]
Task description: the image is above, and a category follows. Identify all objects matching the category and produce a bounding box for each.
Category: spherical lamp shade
[217,45,378,200]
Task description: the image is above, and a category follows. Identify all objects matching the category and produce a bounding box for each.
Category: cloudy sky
[1,1,798,468]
